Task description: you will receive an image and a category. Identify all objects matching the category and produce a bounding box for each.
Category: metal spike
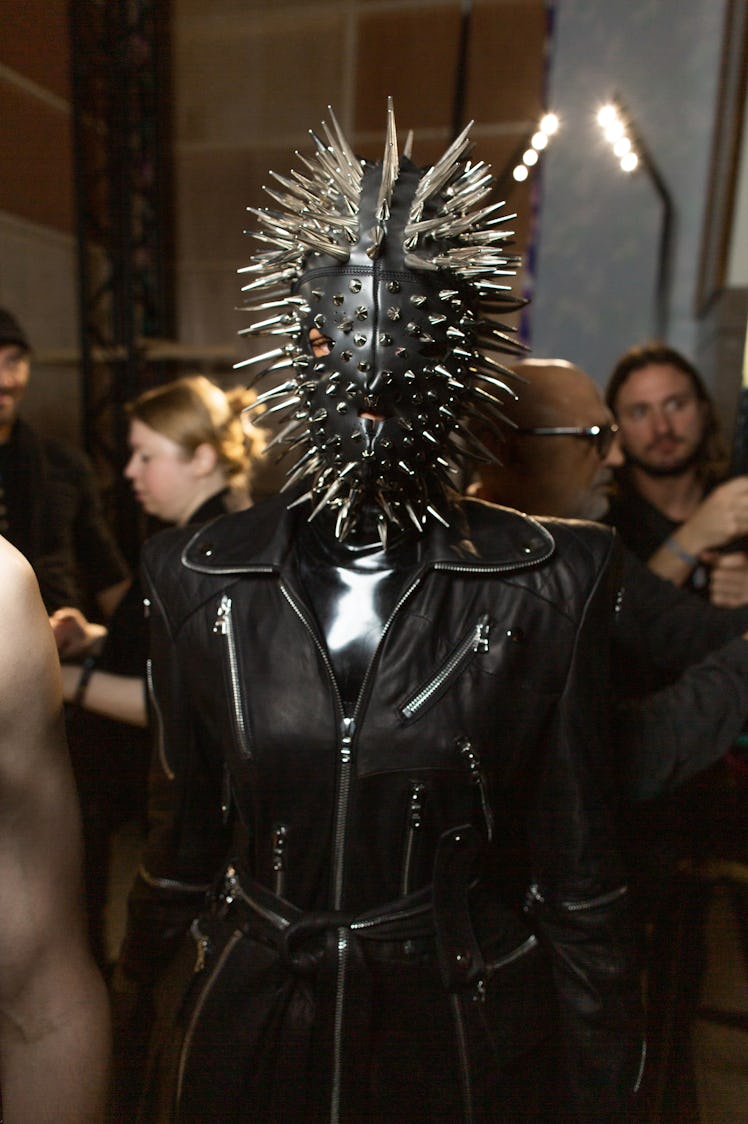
[467,385,515,426]
[309,477,344,522]
[326,105,362,178]
[404,499,425,533]
[460,400,509,442]
[376,96,399,223]
[263,413,309,452]
[243,380,297,409]
[426,504,450,528]
[452,424,502,464]
[408,119,475,219]
[260,395,302,419]
[240,313,296,336]
[234,347,285,370]
[281,449,321,491]
[469,370,517,399]
[287,489,314,510]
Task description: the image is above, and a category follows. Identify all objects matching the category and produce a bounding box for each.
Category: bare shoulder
[0,537,58,701]
[0,534,39,595]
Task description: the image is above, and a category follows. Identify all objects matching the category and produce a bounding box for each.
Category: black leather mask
[238,101,526,543]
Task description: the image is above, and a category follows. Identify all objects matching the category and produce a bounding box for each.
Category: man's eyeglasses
[515,423,619,458]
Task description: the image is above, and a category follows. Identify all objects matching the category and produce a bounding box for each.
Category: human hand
[678,476,748,554]
[707,550,748,608]
[49,607,107,659]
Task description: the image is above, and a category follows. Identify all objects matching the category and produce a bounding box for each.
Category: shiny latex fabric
[296,510,422,710]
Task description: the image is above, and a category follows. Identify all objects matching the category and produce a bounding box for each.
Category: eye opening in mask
[309,327,333,357]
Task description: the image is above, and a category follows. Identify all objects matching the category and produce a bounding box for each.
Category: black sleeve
[613,548,748,693]
[528,533,644,1118]
[616,635,748,803]
[42,439,130,603]
[117,559,230,989]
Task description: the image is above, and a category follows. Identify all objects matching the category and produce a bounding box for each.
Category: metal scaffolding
[69,0,174,562]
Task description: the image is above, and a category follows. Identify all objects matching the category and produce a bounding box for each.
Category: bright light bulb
[620,151,639,173]
[540,113,559,135]
[523,149,539,166]
[604,121,625,143]
[597,104,618,127]
[531,131,548,151]
[613,137,631,157]
[513,164,529,182]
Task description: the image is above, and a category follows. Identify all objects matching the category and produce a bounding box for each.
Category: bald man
[473,358,620,521]
[471,358,748,802]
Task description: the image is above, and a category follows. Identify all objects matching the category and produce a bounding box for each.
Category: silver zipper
[559,884,628,911]
[333,717,355,909]
[175,928,244,1111]
[330,928,348,1124]
[272,823,288,898]
[213,594,252,759]
[399,615,491,721]
[222,864,290,930]
[525,882,628,912]
[280,570,429,1124]
[401,781,425,895]
[484,934,538,979]
[146,657,174,780]
[457,738,494,842]
[138,863,212,894]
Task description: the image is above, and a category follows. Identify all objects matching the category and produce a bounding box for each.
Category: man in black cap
[0,307,129,615]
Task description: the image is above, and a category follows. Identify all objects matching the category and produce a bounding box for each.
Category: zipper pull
[408,782,425,830]
[524,882,545,914]
[458,737,494,841]
[272,824,288,896]
[341,716,356,763]
[473,614,491,653]
[223,864,238,904]
[613,587,624,621]
[143,597,151,620]
[213,593,231,635]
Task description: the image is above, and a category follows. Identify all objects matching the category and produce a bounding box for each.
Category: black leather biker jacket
[121,492,642,1120]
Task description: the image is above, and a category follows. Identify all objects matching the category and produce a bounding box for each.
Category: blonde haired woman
[51,374,260,970]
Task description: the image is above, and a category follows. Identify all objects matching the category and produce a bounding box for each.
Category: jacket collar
[181,490,555,576]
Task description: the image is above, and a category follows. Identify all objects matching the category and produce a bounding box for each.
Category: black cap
[0,308,30,351]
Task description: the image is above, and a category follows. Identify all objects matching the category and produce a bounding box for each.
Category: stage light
[508,110,559,186]
[595,95,673,337]
[597,98,640,172]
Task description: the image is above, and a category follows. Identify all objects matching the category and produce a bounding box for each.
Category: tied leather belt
[219,823,489,992]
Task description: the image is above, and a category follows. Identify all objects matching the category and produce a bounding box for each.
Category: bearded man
[606,343,748,605]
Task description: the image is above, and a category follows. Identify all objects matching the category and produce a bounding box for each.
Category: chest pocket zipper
[398,614,492,723]
[401,782,426,895]
[213,593,252,761]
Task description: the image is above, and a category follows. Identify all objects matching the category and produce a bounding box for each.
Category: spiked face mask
[238,100,526,543]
